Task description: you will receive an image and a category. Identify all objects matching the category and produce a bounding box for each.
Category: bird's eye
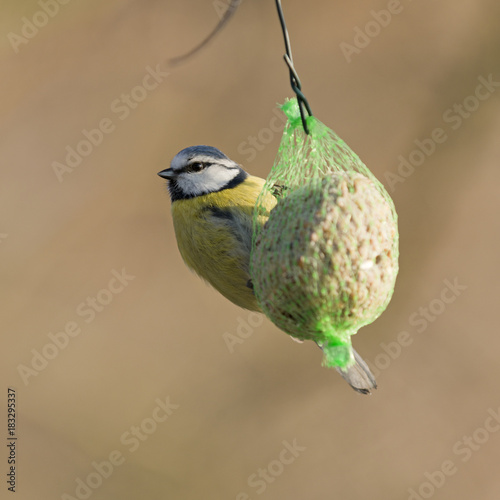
[189,162,205,173]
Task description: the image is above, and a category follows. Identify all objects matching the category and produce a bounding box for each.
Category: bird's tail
[335,348,377,395]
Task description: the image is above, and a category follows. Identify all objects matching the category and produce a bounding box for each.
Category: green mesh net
[250,98,399,369]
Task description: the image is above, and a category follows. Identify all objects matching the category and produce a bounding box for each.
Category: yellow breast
[171,175,274,311]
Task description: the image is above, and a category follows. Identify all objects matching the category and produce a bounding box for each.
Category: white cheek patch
[176,165,239,197]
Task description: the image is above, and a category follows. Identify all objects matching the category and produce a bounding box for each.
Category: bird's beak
[157,168,176,180]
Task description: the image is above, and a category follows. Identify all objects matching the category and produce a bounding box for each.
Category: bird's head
[158,145,248,201]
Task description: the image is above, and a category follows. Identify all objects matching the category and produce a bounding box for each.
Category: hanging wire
[168,0,243,67]
[167,0,313,133]
[275,0,313,134]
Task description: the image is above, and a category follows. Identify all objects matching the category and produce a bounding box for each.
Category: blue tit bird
[158,145,377,394]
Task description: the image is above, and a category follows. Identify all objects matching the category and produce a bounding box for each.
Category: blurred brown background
[1,0,500,499]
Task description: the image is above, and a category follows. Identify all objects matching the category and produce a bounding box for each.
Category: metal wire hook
[275,0,313,134]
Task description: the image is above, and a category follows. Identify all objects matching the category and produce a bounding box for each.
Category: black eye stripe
[180,161,239,173]
[185,161,211,172]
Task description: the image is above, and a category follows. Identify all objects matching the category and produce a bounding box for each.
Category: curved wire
[168,0,243,67]
[275,0,313,134]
